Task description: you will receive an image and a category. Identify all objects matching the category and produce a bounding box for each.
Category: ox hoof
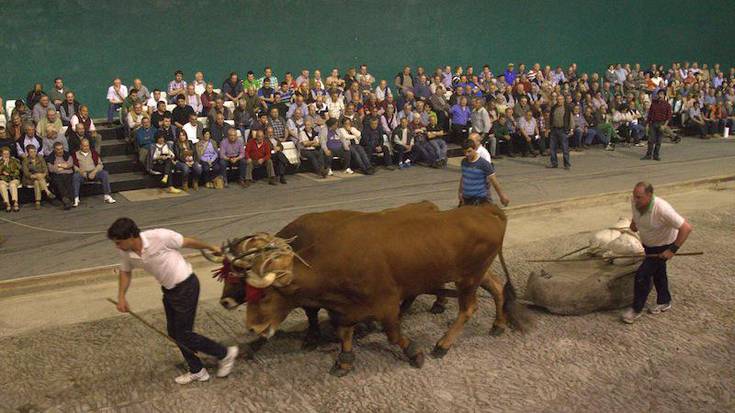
[489,325,507,336]
[429,302,446,314]
[329,363,353,377]
[431,345,449,359]
[408,352,425,368]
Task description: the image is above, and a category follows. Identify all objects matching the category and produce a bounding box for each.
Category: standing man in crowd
[622,182,693,324]
[109,217,239,384]
[547,95,573,170]
[643,89,672,161]
[458,139,509,207]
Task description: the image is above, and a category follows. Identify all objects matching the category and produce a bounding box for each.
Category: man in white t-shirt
[108,218,238,384]
[469,132,491,163]
[622,182,693,324]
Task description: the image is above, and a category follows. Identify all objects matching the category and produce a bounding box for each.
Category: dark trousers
[220,158,247,183]
[394,144,415,164]
[152,159,175,186]
[328,147,351,170]
[301,149,326,173]
[632,244,673,313]
[549,127,570,167]
[162,274,226,373]
[49,173,75,200]
[370,145,394,166]
[349,144,371,171]
[647,122,664,158]
[461,196,490,206]
[450,124,468,144]
[199,160,224,183]
[273,151,290,176]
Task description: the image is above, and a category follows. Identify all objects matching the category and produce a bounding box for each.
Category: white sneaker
[216,346,239,378]
[166,186,182,194]
[174,368,210,385]
[327,168,333,176]
[621,308,643,324]
[72,197,80,207]
[648,303,672,314]
[104,195,116,204]
[635,142,646,147]
[345,168,354,174]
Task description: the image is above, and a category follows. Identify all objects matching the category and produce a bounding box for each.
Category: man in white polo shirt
[621,182,693,324]
[108,217,238,384]
[468,132,491,163]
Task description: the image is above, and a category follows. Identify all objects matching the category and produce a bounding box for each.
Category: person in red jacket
[643,89,672,161]
[244,129,276,186]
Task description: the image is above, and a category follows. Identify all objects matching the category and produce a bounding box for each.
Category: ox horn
[246,272,277,288]
[201,248,224,263]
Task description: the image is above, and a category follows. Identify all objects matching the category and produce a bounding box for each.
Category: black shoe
[268,177,278,185]
[641,155,652,160]
[563,164,571,170]
[545,164,558,169]
[653,156,661,161]
[279,175,287,184]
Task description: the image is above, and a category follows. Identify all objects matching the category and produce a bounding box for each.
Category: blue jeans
[583,127,609,145]
[429,138,448,160]
[629,123,645,141]
[549,128,570,167]
[573,128,596,147]
[107,103,121,123]
[73,170,111,197]
[199,160,224,183]
[176,161,202,184]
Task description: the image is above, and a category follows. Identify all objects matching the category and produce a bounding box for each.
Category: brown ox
[232,202,525,376]
[209,201,442,350]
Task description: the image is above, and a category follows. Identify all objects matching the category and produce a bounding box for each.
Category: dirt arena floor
[1,188,733,412]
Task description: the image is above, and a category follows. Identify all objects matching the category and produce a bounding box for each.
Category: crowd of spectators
[1,61,733,210]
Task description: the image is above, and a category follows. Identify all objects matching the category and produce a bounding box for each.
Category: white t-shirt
[118,229,192,289]
[632,196,685,247]
[477,145,492,163]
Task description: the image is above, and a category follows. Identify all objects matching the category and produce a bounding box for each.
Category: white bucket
[724,126,730,138]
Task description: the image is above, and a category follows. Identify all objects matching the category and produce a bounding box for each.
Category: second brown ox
[225,201,526,376]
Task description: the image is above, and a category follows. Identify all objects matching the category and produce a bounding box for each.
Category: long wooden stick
[528,251,704,263]
[556,245,590,260]
[106,298,199,356]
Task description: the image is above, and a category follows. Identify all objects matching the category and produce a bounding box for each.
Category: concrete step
[100,138,129,157]
[97,125,123,141]
[103,154,138,174]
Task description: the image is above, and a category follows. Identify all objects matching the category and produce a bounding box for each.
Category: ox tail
[497,247,533,332]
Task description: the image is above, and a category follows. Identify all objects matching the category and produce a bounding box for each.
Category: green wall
[1,0,733,116]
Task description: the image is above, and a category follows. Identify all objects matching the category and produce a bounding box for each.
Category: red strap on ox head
[246,284,265,303]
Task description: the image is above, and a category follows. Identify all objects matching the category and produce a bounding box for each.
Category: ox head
[202,232,295,310]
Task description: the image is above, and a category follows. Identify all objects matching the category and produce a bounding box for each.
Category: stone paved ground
[2,202,733,412]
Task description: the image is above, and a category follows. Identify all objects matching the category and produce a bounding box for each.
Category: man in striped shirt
[458,139,509,207]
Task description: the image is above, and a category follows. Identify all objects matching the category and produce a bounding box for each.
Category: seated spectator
[209,112,232,144]
[126,102,148,139]
[223,72,244,102]
[48,77,70,109]
[277,81,294,104]
[426,113,448,166]
[582,106,609,149]
[106,77,128,123]
[45,142,76,209]
[172,95,195,128]
[72,138,116,205]
[492,112,513,157]
[12,100,33,125]
[157,116,177,144]
[271,92,289,118]
[397,102,414,123]
[287,108,305,139]
[146,89,167,114]
[326,68,345,90]
[257,78,276,107]
[250,112,269,133]
[703,104,720,137]
[517,110,542,157]
[59,92,80,126]
[37,108,63,139]
[571,105,592,150]
[363,93,383,119]
[132,78,150,102]
[414,74,432,101]
[356,64,375,96]
[0,127,15,158]
[450,96,470,143]
[26,83,45,110]
[263,126,292,183]
[394,66,415,96]
[135,117,157,165]
[66,123,87,154]
[207,98,232,126]
[41,125,68,157]
[341,102,363,131]
[380,104,399,135]
[148,132,181,193]
[361,117,394,170]
[167,70,187,103]
[242,71,261,91]
[409,116,441,168]
[326,89,345,119]
[173,130,201,191]
[239,87,261,119]
[195,128,224,188]
[219,128,247,187]
[21,144,55,208]
[182,113,203,144]
[0,146,21,212]
[244,129,277,186]
[470,97,493,155]
[192,71,207,96]
[200,83,219,115]
[16,123,43,159]
[185,84,203,115]
[32,95,54,124]
[318,118,350,176]
[392,117,415,168]
[297,119,328,177]
[69,105,101,151]
[269,107,289,143]
[259,66,278,87]
[375,79,393,103]
[428,86,450,130]
[150,101,171,128]
[287,95,309,119]
[120,88,142,121]
[337,118,372,174]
